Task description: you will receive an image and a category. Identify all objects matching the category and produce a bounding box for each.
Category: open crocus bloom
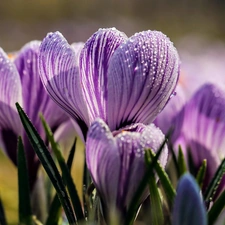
[38,28,180,141]
[86,118,168,221]
[174,83,225,194]
[0,41,69,188]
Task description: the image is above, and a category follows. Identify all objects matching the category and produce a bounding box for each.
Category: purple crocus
[0,41,69,188]
[174,83,225,195]
[172,173,207,225]
[38,28,180,141]
[154,83,186,142]
[86,118,168,221]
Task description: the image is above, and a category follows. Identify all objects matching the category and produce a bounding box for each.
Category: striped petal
[38,32,88,137]
[0,48,22,163]
[15,41,68,134]
[180,83,225,159]
[86,118,167,217]
[172,173,207,225]
[80,28,127,123]
[0,48,22,131]
[107,30,180,130]
[174,83,225,195]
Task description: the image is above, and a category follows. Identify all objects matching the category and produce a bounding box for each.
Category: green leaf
[67,138,77,172]
[145,151,164,225]
[45,195,61,225]
[204,157,225,204]
[0,196,7,225]
[196,159,207,189]
[17,136,33,225]
[46,139,77,225]
[169,145,180,179]
[149,150,176,208]
[83,158,93,220]
[124,135,169,225]
[41,116,84,222]
[208,188,225,225]
[15,103,76,225]
[177,146,187,176]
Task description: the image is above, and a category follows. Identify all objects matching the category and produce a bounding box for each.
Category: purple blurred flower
[38,28,180,140]
[154,84,186,141]
[174,83,225,194]
[0,41,69,188]
[86,118,168,221]
[172,173,207,225]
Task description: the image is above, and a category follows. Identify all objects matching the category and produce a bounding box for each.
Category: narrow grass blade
[16,103,76,225]
[83,158,93,220]
[45,195,61,225]
[145,151,164,225]
[41,116,84,222]
[149,150,176,208]
[17,136,33,225]
[0,197,7,225]
[46,140,77,225]
[177,146,187,176]
[168,144,179,179]
[204,157,225,204]
[208,189,225,225]
[67,138,77,172]
[196,159,207,189]
[124,135,169,225]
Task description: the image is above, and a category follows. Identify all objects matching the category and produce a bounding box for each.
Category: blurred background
[0,1,225,224]
[1,0,225,51]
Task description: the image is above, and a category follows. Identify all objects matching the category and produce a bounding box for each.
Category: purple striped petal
[174,83,225,195]
[172,173,207,225]
[0,48,23,163]
[86,118,168,217]
[80,28,127,123]
[180,83,225,159]
[38,32,89,136]
[107,30,180,130]
[15,41,68,133]
[0,48,22,131]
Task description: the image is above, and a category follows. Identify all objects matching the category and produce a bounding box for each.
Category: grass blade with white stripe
[16,103,76,225]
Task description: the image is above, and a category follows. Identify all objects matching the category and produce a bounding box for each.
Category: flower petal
[154,84,186,144]
[174,83,225,195]
[86,118,120,208]
[0,48,23,163]
[115,123,167,209]
[0,48,22,131]
[180,83,225,159]
[38,32,88,136]
[107,30,180,130]
[172,173,207,225]
[15,41,69,133]
[86,118,167,215]
[80,28,127,124]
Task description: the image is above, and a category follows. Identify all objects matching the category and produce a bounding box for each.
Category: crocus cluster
[3,26,225,225]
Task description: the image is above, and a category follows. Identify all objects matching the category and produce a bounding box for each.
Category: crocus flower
[86,118,168,222]
[174,83,225,194]
[172,173,207,225]
[38,28,180,141]
[0,41,69,188]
